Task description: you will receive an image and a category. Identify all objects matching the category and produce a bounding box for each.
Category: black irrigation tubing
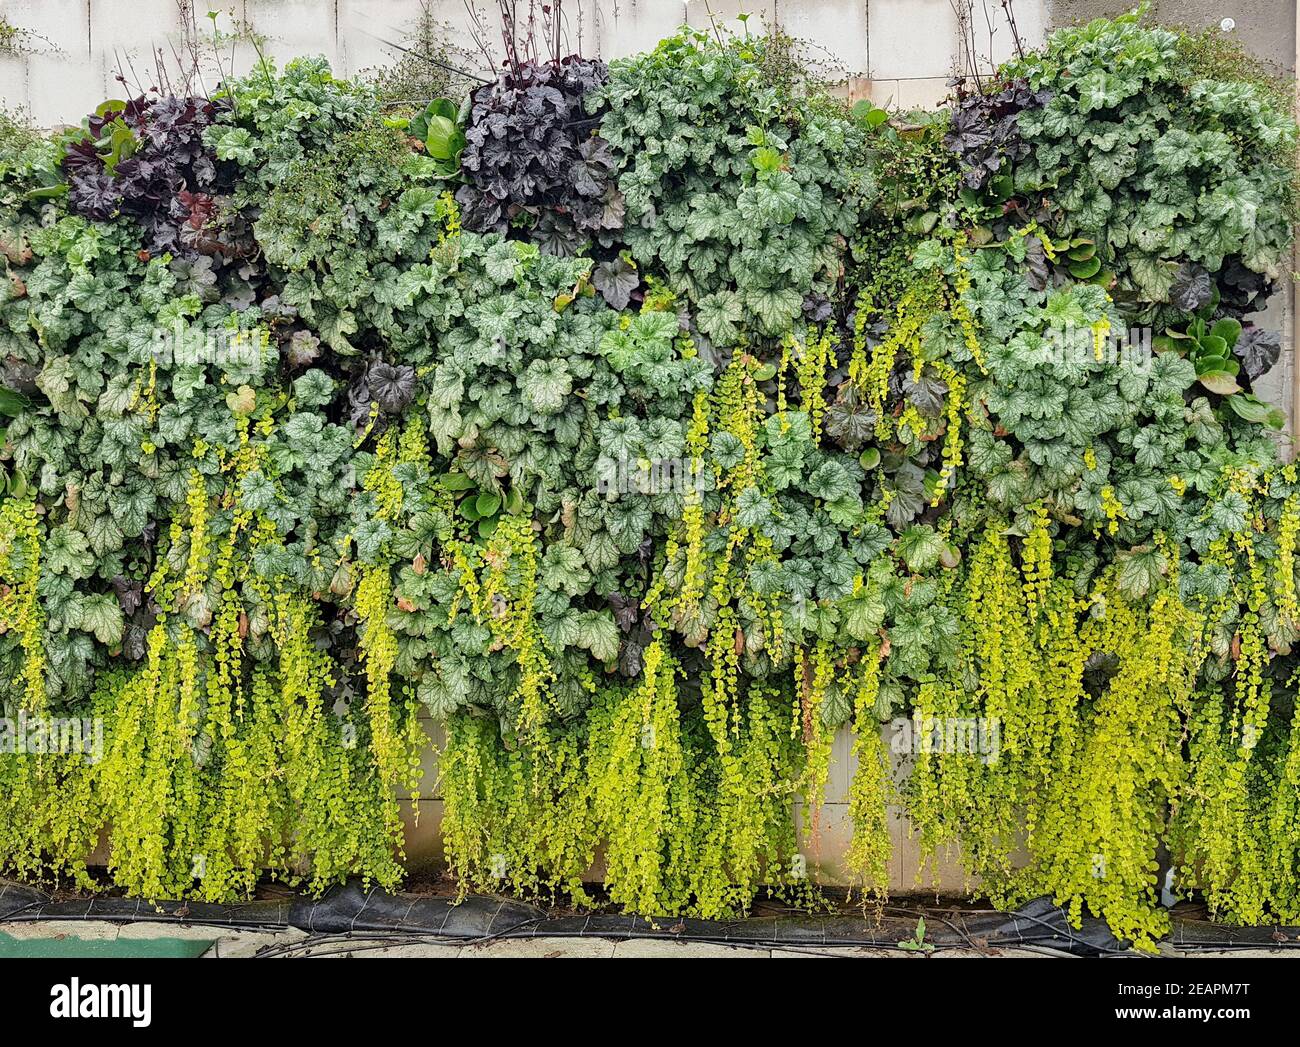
[254,920,551,959]
[0,906,1120,958]
[9,900,1290,957]
[870,902,1132,957]
[958,904,1144,954]
[0,900,48,923]
[965,912,1134,957]
[252,928,980,959]
[9,884,1288,957]
[0,901,1043,958]
[1164,941,1300,952]
[291,939,871,959]
[0,908,296,934]
[247,902,1094,958]
[0,913,1177,958]
[943,901,1300,954]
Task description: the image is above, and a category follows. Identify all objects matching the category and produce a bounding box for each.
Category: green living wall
[0,8,1299,950]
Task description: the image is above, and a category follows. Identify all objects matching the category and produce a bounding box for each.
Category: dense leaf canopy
[1,11,1299,947]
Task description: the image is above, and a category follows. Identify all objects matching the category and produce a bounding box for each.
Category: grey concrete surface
[1049,0,1295,72]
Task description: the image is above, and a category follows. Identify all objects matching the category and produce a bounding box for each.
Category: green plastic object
[0,930,213,958]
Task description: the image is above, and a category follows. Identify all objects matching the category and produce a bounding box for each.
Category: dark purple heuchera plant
[944,78,1050,190]
[61,95,248,261]
[456,56,624,256]
[348,359,418,429]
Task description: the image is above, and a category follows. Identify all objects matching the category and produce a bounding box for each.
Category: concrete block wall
[0,0,1053,125]
[395,718,982,894]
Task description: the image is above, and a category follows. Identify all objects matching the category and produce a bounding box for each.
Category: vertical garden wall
[1,6,1299,951]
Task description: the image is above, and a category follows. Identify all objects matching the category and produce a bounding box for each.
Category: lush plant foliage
[456,57,624,259]
[1007,10,1297,325]
[596,28,862,344]
[1,13,1300,952]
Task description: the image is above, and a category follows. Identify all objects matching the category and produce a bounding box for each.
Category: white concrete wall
[0,0,1052,126]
